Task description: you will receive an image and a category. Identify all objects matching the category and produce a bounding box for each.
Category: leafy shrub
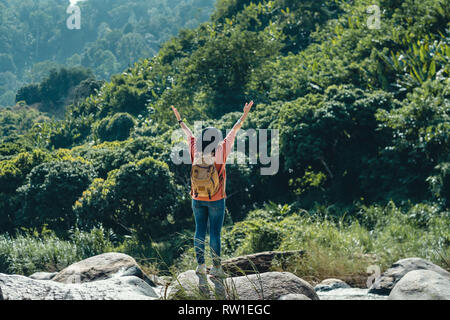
[72,141,132,179]
[376,79,450,203]
[16,67,93,115]
[75,157,179,240]
[17,160,96,232]
[428,162,450,208]
[95,113,136,142]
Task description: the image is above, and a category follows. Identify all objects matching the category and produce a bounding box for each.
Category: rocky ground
[0,252,449,300]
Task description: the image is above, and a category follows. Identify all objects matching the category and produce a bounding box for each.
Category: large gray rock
[167,270,226,299]
[314,278,351,292]
[168,271,319,300]
[29,272,58,281]
[52,252,155,286]
[278,293,311,300]
[0,273,159,300]
[369,258,450,295]
[388,270,450,300]
[227,272,319,300]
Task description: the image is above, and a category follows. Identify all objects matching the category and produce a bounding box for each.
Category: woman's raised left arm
[231,100,254,134]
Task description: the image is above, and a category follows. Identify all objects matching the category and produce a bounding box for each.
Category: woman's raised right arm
[171,105,193,139]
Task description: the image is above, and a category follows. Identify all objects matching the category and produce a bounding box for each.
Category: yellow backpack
[191,155,222,199]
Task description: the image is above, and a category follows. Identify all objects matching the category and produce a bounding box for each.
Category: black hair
[196,127,222,156]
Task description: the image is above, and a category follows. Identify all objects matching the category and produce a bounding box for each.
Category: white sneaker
[210,266,228,279]
[195,264,206,275]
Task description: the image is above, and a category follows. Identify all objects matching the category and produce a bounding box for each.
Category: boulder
[155,275,172,286]
[0,273,159,300]
[314,278,351,292]
[0,286,3,300]
[29,272,58,281]
[388,270,450,300]
[278,293,311,300]
[52,252,155,286]
[168,271,319,300]
[167,270,226,299]
[226,272,319,300]
[369,257,450,295]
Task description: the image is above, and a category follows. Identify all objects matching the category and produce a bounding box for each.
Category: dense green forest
[0,0,449,282]
[0,0,216,107]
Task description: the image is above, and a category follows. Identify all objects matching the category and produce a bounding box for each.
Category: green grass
[0,226,115,275]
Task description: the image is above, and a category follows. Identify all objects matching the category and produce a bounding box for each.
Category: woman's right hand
[173,105,194,138]
[171,105,181,121]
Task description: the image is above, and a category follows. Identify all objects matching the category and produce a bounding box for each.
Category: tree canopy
[0,0,217,107]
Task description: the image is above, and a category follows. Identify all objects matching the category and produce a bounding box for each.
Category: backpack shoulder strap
[215,160,225,198]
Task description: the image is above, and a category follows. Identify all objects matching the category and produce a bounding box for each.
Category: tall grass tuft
[0,226,114,275]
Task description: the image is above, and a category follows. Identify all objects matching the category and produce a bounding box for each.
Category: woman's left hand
[243,101,254,114]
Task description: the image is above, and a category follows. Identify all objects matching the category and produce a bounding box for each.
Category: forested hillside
[0,0,216,107]
[0,0,448,281]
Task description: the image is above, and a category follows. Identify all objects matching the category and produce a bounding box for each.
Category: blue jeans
[192,198,225,267]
